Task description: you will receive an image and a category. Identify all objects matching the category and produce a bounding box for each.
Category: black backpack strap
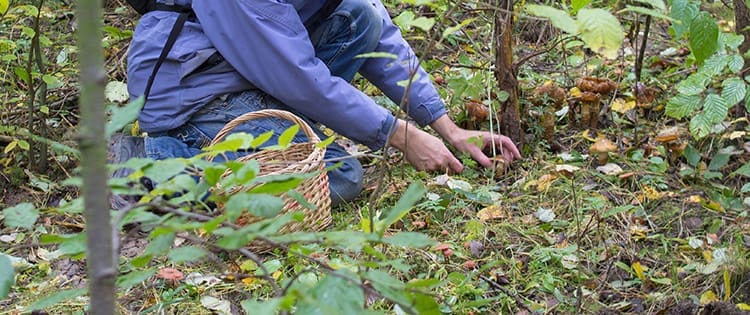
[142,10,192,102]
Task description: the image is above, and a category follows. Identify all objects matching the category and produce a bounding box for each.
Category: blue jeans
[144,0,382,206]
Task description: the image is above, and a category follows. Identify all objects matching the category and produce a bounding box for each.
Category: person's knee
[327,156,364,206]
[340,0,382,47]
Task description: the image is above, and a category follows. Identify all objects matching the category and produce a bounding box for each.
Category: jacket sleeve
[359,0,447,127]
[191,0,395,150]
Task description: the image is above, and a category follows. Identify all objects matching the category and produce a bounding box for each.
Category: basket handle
[210,109,320,146]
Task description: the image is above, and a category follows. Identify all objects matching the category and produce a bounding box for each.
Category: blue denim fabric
[145,0,382,206]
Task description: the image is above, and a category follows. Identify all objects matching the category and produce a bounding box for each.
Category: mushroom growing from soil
[532,81,566,147]
[655,126,686,163]
[589,137,617,165]
[576,77,617,129]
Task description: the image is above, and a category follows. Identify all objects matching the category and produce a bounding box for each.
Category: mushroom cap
[577,77,617,94]
[533,81,567,107]
[589,137,617,154]
[655,126,683,143]
[580,91,600,102]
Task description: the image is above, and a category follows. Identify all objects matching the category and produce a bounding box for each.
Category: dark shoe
[108,133,146,210]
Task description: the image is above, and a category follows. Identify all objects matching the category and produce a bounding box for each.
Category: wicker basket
[209,109,332,238]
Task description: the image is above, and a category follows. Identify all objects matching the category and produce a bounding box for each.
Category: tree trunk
[735,0,750,63]
[494,0,523,145]
[77,0,116,313]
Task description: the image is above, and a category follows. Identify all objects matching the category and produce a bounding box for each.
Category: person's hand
[388,119,464,173]
[430,114,521,167]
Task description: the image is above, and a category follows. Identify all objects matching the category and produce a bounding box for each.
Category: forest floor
[1,1,749,314]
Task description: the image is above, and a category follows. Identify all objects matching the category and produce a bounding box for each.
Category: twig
[478,274,531,312]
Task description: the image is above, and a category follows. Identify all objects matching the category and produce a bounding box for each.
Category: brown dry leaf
[520,214,536,225]
[537,174,558,192]
[157,268,184,281]
[477,204,508,222]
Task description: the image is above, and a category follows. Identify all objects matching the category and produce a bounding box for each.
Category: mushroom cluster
[532,81,566,145]
[576,77,617,129]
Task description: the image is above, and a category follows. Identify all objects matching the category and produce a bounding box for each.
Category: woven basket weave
[209,109,332,238]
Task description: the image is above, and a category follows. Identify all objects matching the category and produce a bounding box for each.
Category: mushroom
[655,126,686,162]
[576,77,617,129]
[533,82,566,145]
[589,137,617,165]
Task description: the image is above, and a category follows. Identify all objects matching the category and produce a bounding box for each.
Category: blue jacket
[127,0,447,150]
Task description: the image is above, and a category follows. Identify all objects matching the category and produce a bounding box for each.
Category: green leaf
[145,232,176,257]
[295,273,366,315]
[355,52,398,60]
[251,130,274,149]
[702,94,729,124]
[106,97,144,137]
[203,138,244,154]
[689,112,713,139]
[168,246,207,264]
[728,55,744,73]
[241,298,282,315]
[721,77,746,106]
[689,12,719,65]
[525,5,578,34]
[2,203,38,229]
[392,11,435,32]
[143,159,187,183]
[676,72,709,96]
[700,54,729,77]
[117,269,156,291]
[720,32,745,51]
[224,193,283,221]
[622,6,672,21]
[708,148,732,171]
[249,174,306,194]
[442,18,476,39]
[383,232,435,248]
[683,144,701,167]
[576,8,624,59]
[742,183,750,193]
[378,182,426,234]
[633,0,666,11]
[664,94,703,119]
[277,124,300,148]
[25,288,86,311]
[42,74,63,89]
[0,254,13,299]
[408,292,441,315]
[17,140,29,150]
[571,0,592,13]
[0,0,8,15]
[286,189,317,210]
[731,161,750,177]
[669,0,699,39]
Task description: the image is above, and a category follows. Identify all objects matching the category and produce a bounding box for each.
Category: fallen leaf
[447,178,473,191]
[200,296,231,315]
[0,234,17,243]
[185,273,221,287]
[737,303,750,311]
[611,98,636,113]
[536,174,558,191]
[700,290,719,305]
[642,185,663,200]
[632,261,646,280]
[535,207,555,223]
[242,277,255,285]
[468,240,484,258]
[596,163,623,176]
[157,268,184,281]
[477,204,507,221]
